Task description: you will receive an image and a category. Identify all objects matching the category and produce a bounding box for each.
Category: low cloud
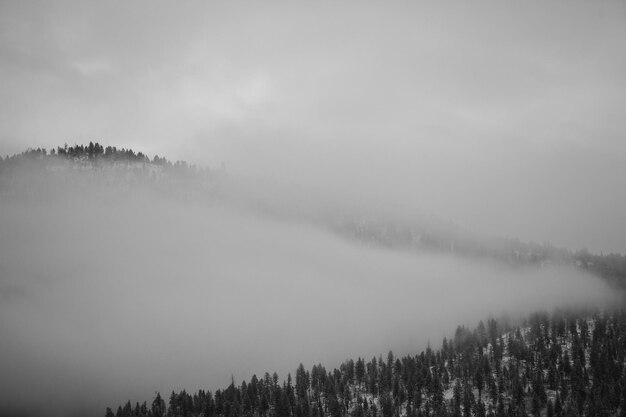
[0,178,618,416]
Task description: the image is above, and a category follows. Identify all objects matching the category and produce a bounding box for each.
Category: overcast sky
[1,1,626,253]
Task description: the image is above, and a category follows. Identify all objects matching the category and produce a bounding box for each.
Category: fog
[0,178,619,416]
[1,1,626,415]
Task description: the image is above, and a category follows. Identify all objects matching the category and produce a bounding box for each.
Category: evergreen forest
[105,309,626,417]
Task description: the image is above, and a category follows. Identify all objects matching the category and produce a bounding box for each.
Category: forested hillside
[105,308,626,417]
[2,144,625,417]
[2,143,625,290]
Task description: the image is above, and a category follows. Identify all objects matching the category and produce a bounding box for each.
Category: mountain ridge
[2,143,625,290]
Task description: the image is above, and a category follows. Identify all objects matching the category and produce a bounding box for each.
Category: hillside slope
[105,308,626,417]
[2,143,625,290]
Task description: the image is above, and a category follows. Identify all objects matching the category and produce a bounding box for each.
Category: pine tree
[152,392,166,417]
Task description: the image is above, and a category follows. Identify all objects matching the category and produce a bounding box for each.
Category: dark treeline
[1,142,178,167]
[56,142,148,162]
[0,142,219,201]
[105,308,626,417]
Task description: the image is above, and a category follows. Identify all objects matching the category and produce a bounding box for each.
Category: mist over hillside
[2,2,625,415]
[0,148,621,417]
